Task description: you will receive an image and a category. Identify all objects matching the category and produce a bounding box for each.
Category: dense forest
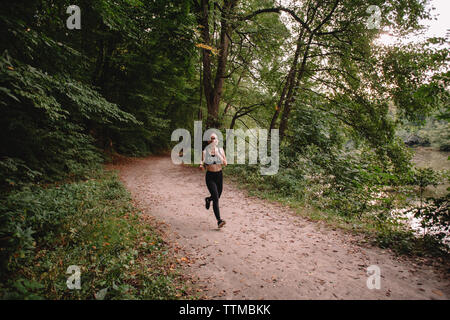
[0,0,448,299]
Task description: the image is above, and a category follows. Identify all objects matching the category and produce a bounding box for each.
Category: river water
[404,147,449,245]
[412,147,450,171]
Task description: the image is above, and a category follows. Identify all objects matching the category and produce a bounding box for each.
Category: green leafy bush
[0,172,191,299]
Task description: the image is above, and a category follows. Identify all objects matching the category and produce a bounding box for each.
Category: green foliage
[411,167,440,194]
[403,168,449,244]
[397,107,450,152]
[0,172,191,299]
[381,41,449,124]
[374,229,447,257]
[0,50,143,186]
[0,0,198,187]
[410,192,449,240]
[0,0,199,299]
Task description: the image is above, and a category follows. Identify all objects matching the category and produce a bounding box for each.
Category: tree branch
[239,7,312,33]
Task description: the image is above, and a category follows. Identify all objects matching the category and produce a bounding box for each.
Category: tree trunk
[198,0,215,126]
[198,49,203,120]
[230,113,237,129]
[270,30,304,131]
[197,0,238,129]
[279,33,314,140]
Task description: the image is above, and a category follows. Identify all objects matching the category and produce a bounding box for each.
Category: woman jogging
[199,133,227,228]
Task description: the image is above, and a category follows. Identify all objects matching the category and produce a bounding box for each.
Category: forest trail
[109,156,449,300]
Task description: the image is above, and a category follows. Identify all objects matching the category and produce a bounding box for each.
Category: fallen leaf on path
[432,289,443,296]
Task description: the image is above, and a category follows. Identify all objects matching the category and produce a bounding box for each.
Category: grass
[0,170,198,300]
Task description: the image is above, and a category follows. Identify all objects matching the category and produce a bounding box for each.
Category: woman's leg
[206,172,221,222]
[217,171,223,198]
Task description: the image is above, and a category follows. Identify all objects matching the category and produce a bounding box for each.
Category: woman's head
[209,133,218,145]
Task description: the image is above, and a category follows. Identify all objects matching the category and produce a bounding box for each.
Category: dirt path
[109,156,449,300]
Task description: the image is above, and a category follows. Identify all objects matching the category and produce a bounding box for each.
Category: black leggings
[206,170,223,222]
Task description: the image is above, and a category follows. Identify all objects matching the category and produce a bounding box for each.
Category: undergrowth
[0,171,196,300]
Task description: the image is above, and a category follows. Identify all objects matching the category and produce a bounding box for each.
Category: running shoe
[218,220,226,228]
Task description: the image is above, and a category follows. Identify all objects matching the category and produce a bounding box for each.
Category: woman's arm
[200,150,205,170]
[219,147,227,166]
